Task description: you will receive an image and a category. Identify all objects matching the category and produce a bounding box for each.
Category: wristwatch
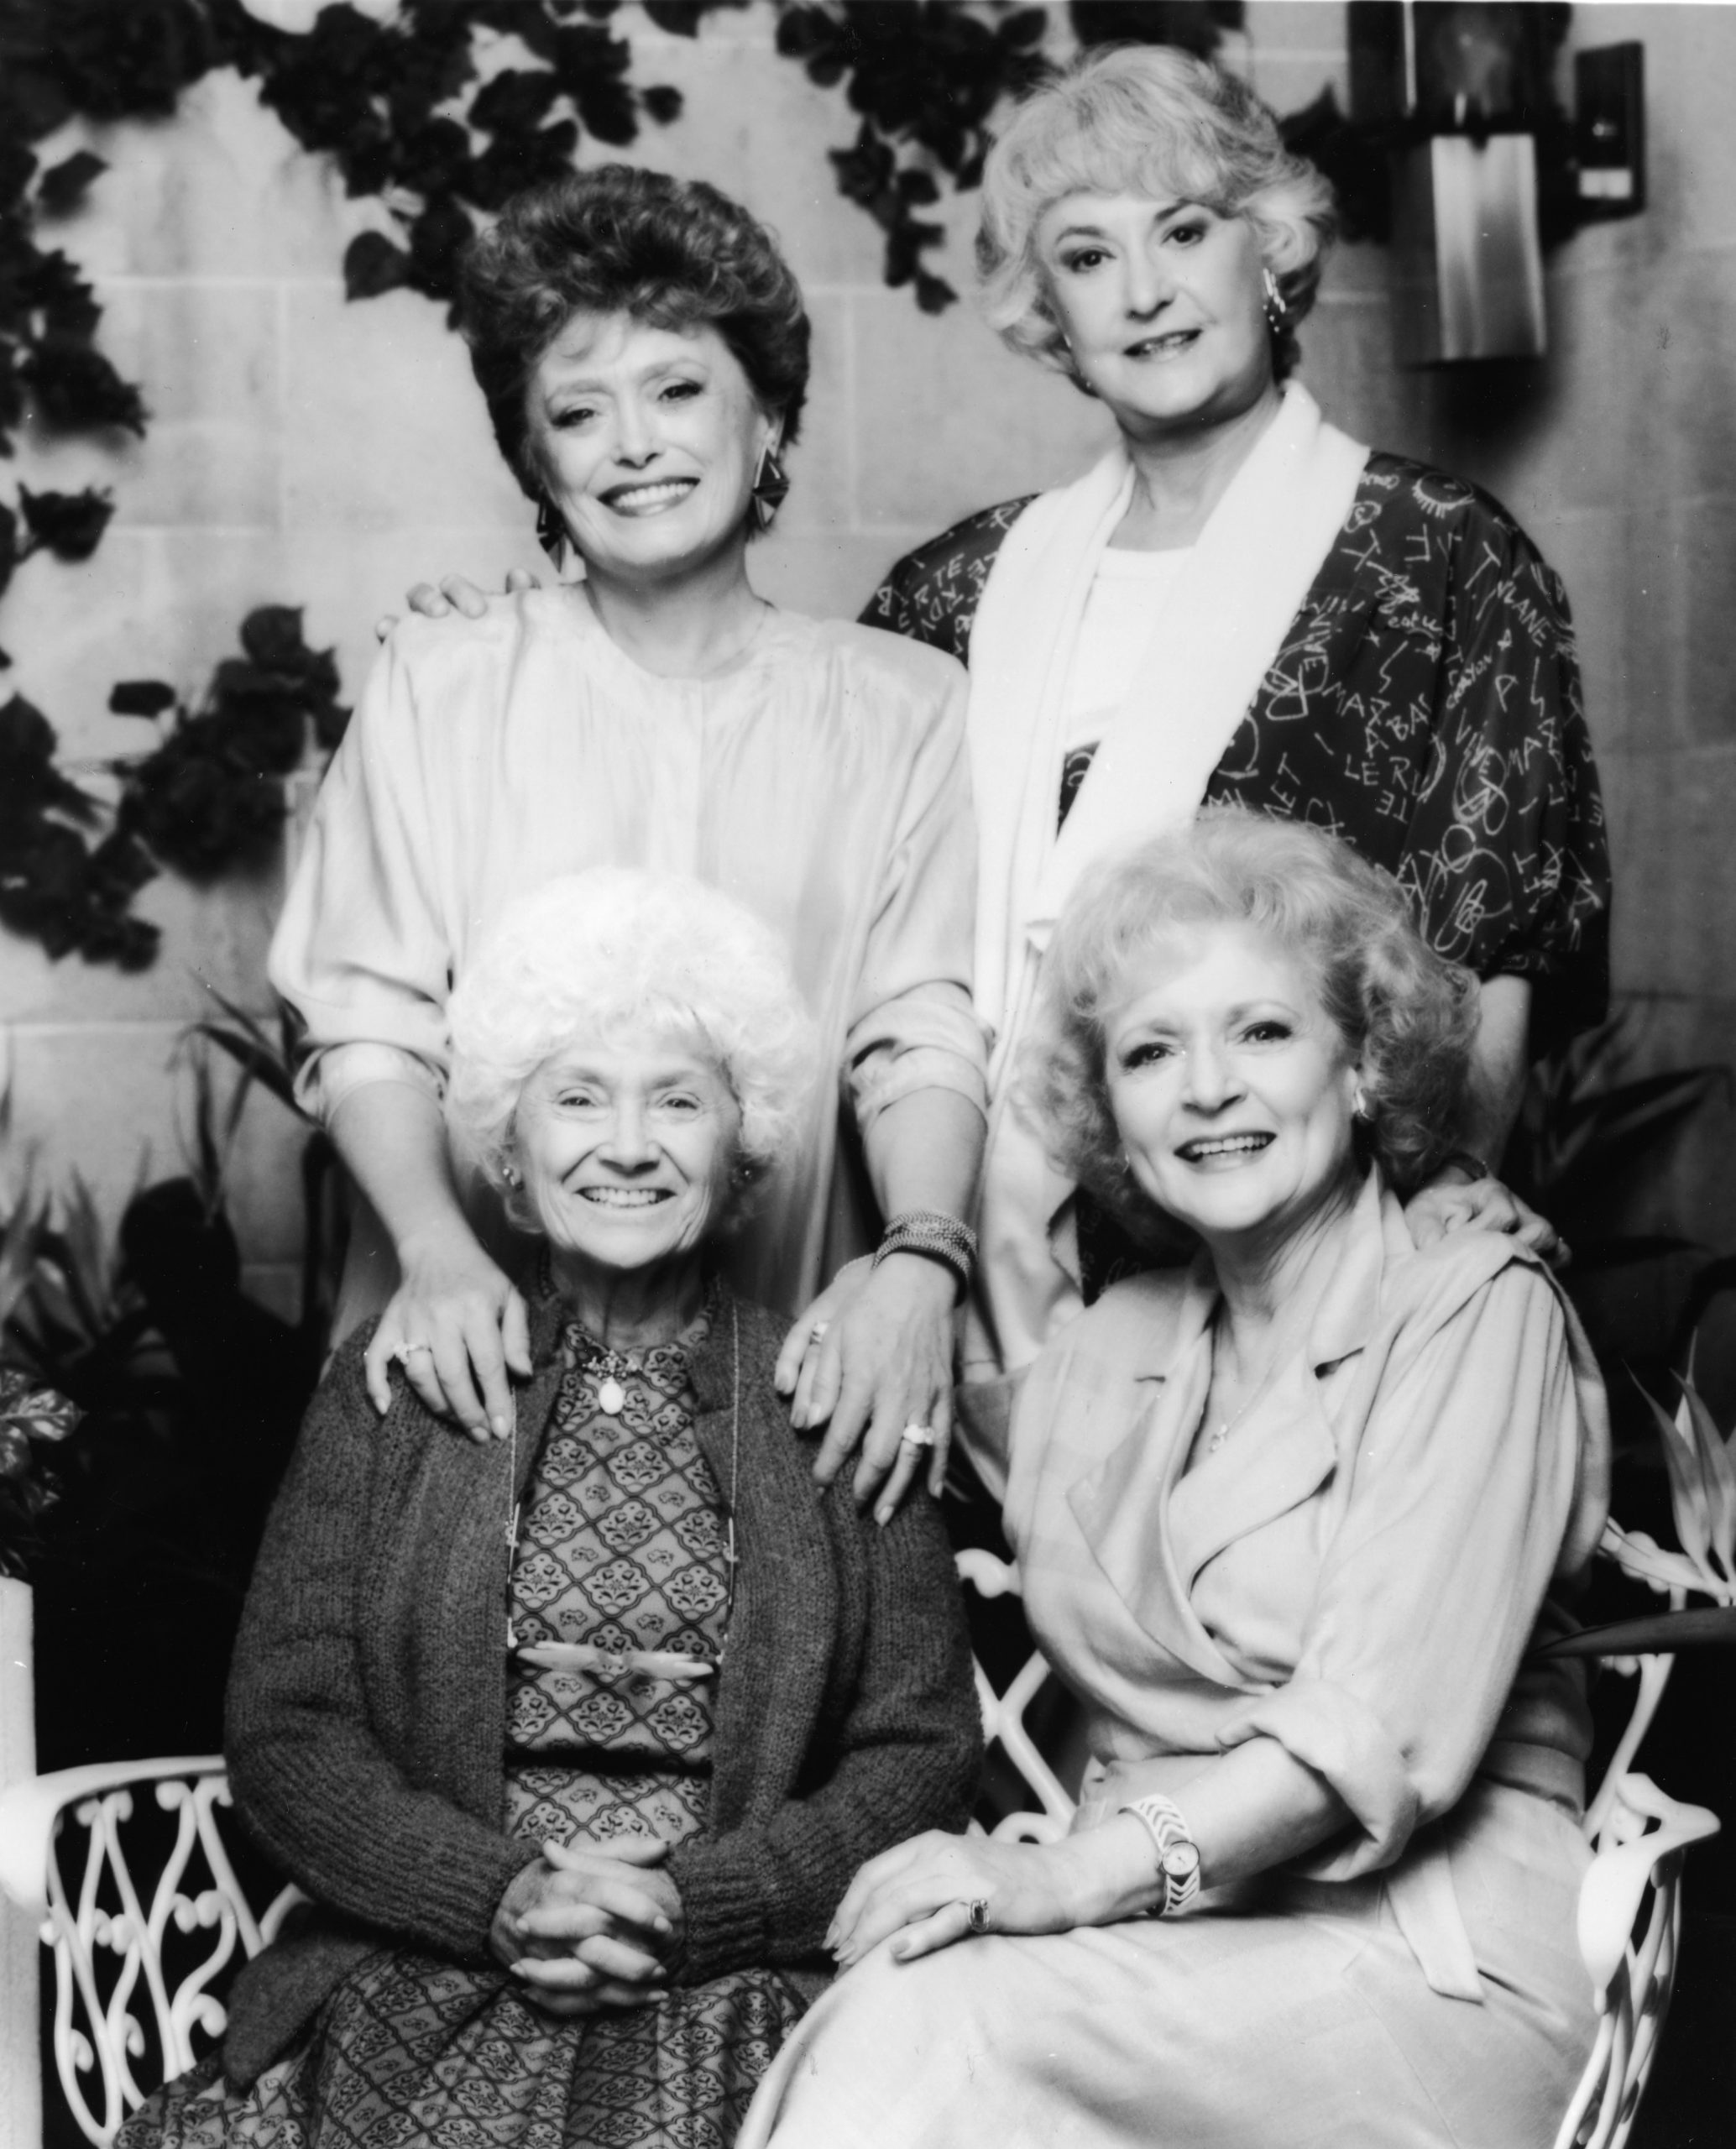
[1121,1793,1202,1917]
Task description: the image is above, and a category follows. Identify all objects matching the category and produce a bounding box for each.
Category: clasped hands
[490,1837,683,2017]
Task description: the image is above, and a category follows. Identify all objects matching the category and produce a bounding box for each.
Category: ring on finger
[964,1898,991,1937]
[810,1319,830,1343]
[390,1340,433,1365]
[900,1421,936,1449]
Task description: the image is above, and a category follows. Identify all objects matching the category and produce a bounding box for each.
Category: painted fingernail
[875,1503,893,1528]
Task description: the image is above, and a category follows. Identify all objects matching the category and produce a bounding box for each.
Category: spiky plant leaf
[1675,1375,1736,1584]
[1635,1379,1723,1593]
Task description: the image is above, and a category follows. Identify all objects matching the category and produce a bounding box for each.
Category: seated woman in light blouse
[740,810,1609,2149]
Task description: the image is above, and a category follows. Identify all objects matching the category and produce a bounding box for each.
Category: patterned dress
[118,1301,806,2149]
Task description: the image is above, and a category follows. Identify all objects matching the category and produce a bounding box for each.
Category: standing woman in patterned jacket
[836,44,1609,1423]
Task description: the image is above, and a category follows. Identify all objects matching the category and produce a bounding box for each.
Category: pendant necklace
[572,1336,630,1415]
[538,1251,633,1413]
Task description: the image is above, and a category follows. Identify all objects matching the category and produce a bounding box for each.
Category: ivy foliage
[205,0,1239,320]
[210,0,698,313]
[775,1,1237,311]
[0,608,348,972]
[0,3,203,472]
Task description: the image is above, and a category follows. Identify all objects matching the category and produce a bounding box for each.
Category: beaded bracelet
[873,1210,979,1299]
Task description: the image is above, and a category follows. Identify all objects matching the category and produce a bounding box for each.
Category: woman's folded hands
[490,1837,686,2016]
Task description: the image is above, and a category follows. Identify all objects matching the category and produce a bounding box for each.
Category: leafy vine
[775,2,1237,311]
[1,608,348,970]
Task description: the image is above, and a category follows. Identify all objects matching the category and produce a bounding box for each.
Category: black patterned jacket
[862,453,1609,1054]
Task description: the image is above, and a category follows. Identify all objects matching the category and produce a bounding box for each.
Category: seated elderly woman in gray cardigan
[118,869,981,2149]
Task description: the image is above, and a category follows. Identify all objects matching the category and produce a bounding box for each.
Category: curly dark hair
[1023,809,1480,1236]
[458,165,810,505]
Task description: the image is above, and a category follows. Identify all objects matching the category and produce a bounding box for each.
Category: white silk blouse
[268,589,988,1320]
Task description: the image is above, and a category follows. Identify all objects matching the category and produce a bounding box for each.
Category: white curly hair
[444,868,820,1226]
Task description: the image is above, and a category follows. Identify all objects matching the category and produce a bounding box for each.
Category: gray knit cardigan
[220,1286,981,2087]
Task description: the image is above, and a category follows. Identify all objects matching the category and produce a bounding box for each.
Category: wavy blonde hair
[977,45,1336,384]
[445,869,819,1232]
[1024,810,1479,1235]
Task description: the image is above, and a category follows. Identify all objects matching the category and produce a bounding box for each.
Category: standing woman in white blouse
[270,167,986,1509]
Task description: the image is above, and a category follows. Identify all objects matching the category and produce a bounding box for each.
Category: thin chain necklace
[504,1289,742,1655]
[1205,1317,1268,1456]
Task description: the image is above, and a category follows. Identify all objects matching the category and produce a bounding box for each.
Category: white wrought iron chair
[0,1559,1718,2148]
[0,1756,302,2146]
[955,1550,1719,2149]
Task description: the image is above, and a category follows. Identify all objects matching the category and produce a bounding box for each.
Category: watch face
[1161,1842,1201,1880]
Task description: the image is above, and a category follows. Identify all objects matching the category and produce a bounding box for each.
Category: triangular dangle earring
[535,494,566,565]
[749,439,790,534]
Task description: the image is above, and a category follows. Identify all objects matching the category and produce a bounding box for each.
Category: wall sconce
[1337,3,1645,365]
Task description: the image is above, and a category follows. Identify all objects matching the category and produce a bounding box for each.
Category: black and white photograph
[0,3,1731,2144]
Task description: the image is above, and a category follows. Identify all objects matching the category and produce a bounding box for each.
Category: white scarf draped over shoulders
[960,383,1370,1385]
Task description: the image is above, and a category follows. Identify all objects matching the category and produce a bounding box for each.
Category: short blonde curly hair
[977,45,1336,384]
[445,869,820,1232]
[1023,810,1479,1236]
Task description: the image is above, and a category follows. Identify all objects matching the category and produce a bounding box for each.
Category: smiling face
[523,310,776,588]
[1034,191,1274,438]
[509,1024,742,1287]
[1102,920,1362,1253]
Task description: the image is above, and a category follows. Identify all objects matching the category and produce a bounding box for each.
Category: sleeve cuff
[1216,1678,1420,1875]
[849,1047,988,1131]
[294,1041,445,1125]
[666,1836,771,1984]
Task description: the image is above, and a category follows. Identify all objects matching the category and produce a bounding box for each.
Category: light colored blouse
[269,590,987,1320]
[1061,546,1192,754]
[984,1171,1610,2000]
